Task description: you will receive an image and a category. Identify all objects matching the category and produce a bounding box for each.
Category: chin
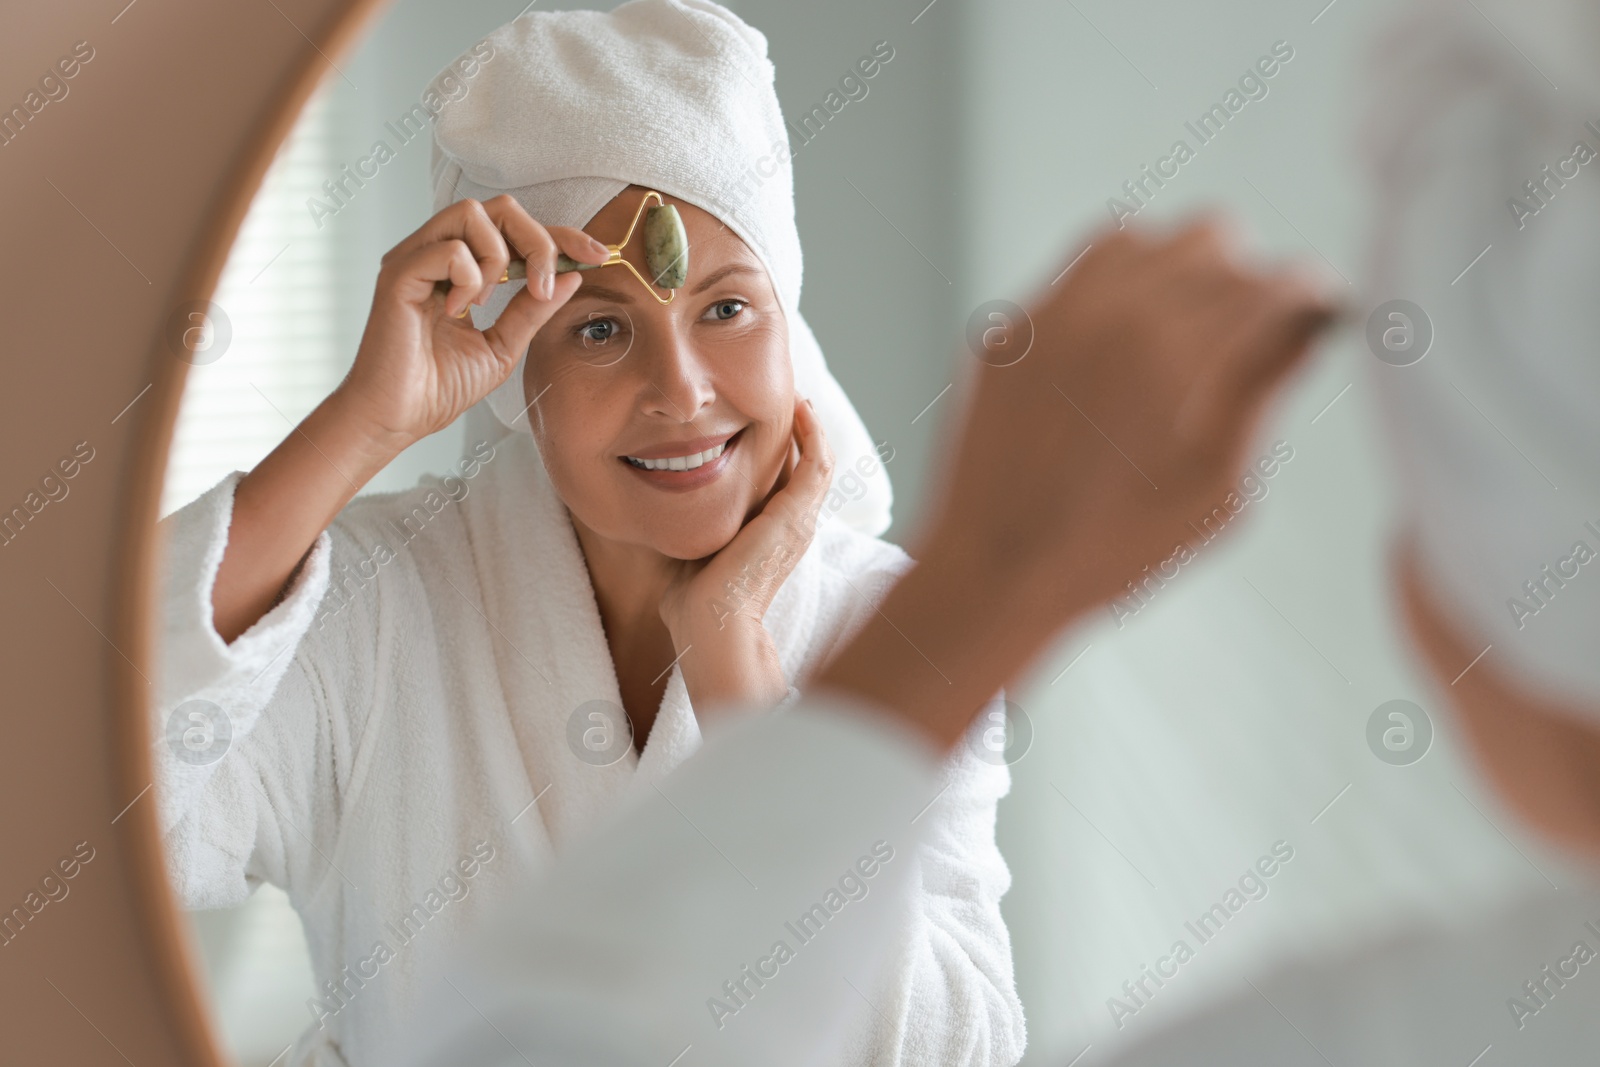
[647,517,744,562]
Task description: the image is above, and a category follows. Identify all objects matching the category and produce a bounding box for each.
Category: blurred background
[169,0,1575,1063]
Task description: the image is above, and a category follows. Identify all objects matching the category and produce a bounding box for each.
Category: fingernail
[587,235,610,258]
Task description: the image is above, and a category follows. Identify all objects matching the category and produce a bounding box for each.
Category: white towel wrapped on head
[428,0,893,537]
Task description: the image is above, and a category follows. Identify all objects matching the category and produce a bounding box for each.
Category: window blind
[161,85,343,516]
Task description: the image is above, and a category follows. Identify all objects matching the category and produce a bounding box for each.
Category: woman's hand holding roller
[335,195,611,449]
[210,197,608,644]
[660,397,834,719]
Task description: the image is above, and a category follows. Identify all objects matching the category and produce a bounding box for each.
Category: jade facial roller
[435,189,689,313]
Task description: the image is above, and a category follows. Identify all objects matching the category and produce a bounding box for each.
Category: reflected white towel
[427,0,893,537]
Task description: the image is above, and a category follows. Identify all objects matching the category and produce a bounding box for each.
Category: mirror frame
[0,0,385,1060]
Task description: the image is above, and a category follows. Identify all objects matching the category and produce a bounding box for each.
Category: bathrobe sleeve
[398,695,950,1067]
[152,471,371,909]
[806,541,1027,1067]
[833,716,1027,1067]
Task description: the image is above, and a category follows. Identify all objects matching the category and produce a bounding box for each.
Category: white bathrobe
[154,431,1026,1067]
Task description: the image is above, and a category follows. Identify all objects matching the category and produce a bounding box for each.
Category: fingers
[384,199,507,309]
[533,224,610,297]
[1141,216,1268,318]
[480,196,609,300]
[659,406,837,639]
[792,397,834,496]
[386,239,484,318]
[1163,212,1252,265]
[482,271,585,368]
[459,199,510,308]
[383,197,612,308]
[1173,268,1338,451]
[389,197,510,264]
[1107,214,1337,443]
[712,399,833,612]
[1232,273,1339,393]
[768,398,834,538]
[1070,212,1246,288]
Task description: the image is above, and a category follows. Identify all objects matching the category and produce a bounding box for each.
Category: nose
[636,326,715,425]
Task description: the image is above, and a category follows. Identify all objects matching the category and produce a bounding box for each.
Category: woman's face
[523,186,794,561]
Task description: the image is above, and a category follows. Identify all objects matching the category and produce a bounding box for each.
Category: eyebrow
[689,263,764,296]
[567,262,764,305]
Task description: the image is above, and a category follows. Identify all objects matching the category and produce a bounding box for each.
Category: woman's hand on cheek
[660,398,834,719]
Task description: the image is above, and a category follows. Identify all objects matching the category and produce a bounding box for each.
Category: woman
[155,2,1025,1064]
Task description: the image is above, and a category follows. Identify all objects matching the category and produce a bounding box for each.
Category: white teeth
[626,441,728,472]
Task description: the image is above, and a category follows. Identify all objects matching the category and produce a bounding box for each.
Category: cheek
[523,348,603,437]
[527,386,622,500]
[720,329,793,436]
[753,350,796,471]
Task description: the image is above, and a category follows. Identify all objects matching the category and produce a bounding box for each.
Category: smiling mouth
[622,431,740,472]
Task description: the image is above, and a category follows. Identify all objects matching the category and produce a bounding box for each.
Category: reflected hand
[661,398,834,715]
[920,216,1338,616]
[337,195,611,449]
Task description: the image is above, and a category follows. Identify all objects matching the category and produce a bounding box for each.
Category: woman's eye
[709,299,746,321]
[577,317,618,343]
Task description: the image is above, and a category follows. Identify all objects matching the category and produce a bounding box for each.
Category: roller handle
[432,253,605,298]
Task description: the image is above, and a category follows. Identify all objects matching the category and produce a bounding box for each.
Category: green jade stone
[552,204,689,290]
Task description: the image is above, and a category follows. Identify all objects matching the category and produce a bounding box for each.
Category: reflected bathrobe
[154,430,1026,1067]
